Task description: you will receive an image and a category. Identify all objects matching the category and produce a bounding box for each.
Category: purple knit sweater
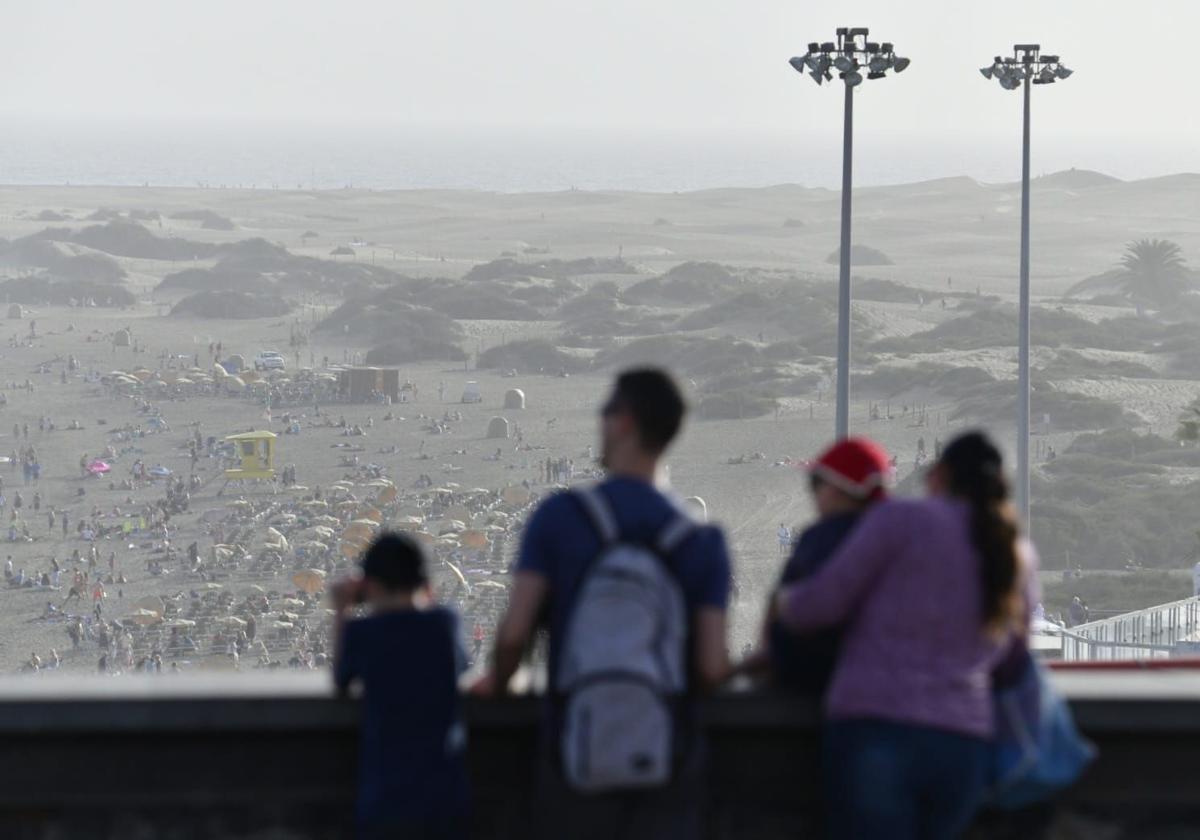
[779,496,1035,739]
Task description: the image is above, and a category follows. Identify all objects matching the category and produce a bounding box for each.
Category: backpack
[555,485,695,793]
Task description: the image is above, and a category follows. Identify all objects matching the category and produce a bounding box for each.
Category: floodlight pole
[983,44,1071,527]
[836,81,853,440]
[1017,68,1032,526]
[790,29,909,440]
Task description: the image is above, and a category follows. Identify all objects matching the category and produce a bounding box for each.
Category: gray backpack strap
[656,515,695,556]
[574,485,619,546]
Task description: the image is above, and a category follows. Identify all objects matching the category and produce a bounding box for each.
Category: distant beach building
[337,367,400,402]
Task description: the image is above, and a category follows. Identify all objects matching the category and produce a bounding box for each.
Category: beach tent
[503,388,526,410]
[486,417,510,440]
[6,304,22,319]
[113,328,131,347]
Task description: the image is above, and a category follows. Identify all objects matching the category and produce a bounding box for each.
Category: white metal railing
[1061,597,1200,661]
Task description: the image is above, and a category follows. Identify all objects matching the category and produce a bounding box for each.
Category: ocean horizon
[0,123,1195,194]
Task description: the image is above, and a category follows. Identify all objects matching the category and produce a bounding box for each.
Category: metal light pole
[981,47,1073,525]
[791,29,910,440]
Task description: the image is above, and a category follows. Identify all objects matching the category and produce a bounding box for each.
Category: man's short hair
[359,532,428,592]
[606,368,686,454]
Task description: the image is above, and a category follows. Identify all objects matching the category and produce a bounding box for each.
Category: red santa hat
[809,437,892,501]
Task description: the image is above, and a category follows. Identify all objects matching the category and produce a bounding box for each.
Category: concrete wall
[0,671,1197,839]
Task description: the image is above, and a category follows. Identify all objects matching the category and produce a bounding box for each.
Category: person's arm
[476,499,560,695]
[692,606,731,691]
[775,505,895,633]
[683,527,733,690]
[1016,538,1041,641]
[490,570,548,694]
[330,577,361,696]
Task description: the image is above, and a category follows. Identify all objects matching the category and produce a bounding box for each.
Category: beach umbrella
[218,616,247,627]
[358,507,383,523]
[135,596,165,617]
[281,598,306,609]
[127,608,163,626]
[247,584,267,594]
[165,618,196,628]
[439,520,467,535]
[501,487,532,506]
[197,582,224,591]
[341,524,373,544]
[442,559,470,593]
[273,621,294,630]
[292,568,327,594]
[86,460,111,475]
[375,486,398,504]
[461,530,489,549]
[475,580,508,591]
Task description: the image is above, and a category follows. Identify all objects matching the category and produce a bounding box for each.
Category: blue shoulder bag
[986,644,1096,810]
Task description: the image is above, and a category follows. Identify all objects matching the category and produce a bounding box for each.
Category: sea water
[0,123,1194,193]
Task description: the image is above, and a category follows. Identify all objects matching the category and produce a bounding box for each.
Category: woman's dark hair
[938,432,1021,635]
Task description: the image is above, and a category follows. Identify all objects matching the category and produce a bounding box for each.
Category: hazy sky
[2,1,1198,183]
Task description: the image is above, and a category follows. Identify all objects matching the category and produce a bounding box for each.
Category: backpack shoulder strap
[573,484,619,546]
[656,514,696,557]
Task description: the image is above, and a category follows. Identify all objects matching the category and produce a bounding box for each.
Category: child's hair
[360,532,428,592]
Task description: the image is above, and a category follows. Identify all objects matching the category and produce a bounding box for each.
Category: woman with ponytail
[777,431,1035,839]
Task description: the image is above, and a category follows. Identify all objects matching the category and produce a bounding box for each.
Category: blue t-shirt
[517,477,732,687]
[335,607,469,827]
[769,512,860,694]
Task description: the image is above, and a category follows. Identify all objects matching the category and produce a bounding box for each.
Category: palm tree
[1178,396,1200,445]
[1116,239,1190,308]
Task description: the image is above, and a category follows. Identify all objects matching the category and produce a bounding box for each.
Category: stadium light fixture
[788,27,910,440]
[980,43,1072,527]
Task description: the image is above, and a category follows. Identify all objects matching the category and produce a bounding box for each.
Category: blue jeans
[823,719,989,840]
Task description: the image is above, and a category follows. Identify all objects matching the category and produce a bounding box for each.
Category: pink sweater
[779,497,1035,739]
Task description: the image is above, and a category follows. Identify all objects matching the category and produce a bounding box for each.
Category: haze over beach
[0,170,1199,672]
[0,0,1198,678]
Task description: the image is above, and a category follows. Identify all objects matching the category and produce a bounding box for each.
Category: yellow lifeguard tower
[219,431,276,495]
